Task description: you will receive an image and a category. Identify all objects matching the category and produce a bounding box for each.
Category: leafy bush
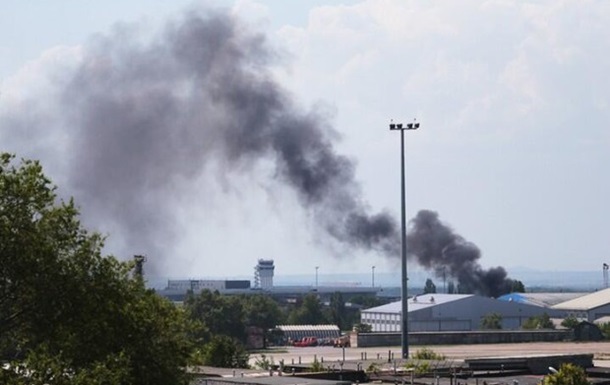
[412,347,445,360]
[310,356,324,372]
[406,361,432,375]
[481,312,502,329]
[598,322,610,339]
[542,363,589,385]
[522,313,555,330]
[366,362,380,374]
[561,316,580,329]
[253,354,275,370]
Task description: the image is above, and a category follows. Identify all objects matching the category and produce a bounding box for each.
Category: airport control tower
[254,259,275,289]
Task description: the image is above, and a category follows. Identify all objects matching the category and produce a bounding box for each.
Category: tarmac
[248,341,610,370]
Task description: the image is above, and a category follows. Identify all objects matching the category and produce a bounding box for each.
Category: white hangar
[552,287,610,322]
[361,293,565,332]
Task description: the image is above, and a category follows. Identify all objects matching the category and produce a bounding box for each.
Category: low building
[552,288,610,322]
[276,324,340,342]
[361,293,564,332]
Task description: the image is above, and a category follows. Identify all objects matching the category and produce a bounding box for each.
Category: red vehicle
[293,337,318,347]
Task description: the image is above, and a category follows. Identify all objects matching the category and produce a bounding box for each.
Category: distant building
[361,293,565,332]
[156,259,378,303]
[552,287,610,322]
[254,259,275,289]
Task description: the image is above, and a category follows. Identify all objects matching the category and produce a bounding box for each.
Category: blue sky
[1,1,609,283]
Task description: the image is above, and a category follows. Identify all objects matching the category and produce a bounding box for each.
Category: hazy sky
[1,0,609,282]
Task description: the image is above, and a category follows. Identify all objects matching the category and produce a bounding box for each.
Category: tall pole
[315,266,319,288]
[372,265,376,287]
[400,127,409,359]
[390,120,418,359]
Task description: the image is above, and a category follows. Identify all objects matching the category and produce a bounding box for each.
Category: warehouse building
[361,293,565,332]
[552,288,610,322]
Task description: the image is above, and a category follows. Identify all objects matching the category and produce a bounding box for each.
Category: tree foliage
[480,312,503,330]
[598,322,610,339]
[522,313,555,330]
[185,290,247,344]
[196,335,249,369]
[511,280,526,293]
[542,363,589,385]
[0,154,194,384]
[423,279,437,294]
[288,294,328,325]
[561,316,580,330]
[353,323,373,333]
[327,292,347,330]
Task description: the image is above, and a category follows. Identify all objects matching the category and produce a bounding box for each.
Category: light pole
[372,265,376,287]
[390,119,419,359]
[315,266,319,288]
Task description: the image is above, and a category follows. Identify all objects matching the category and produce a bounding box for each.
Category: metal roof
[277,325,339,332]
[361,293,473,314]
[498,292,588,307]
[552,288,610,311]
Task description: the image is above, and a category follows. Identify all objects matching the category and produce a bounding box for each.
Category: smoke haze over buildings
[1,8,521,294]
[407,210,519,297]
[0,9,400,272]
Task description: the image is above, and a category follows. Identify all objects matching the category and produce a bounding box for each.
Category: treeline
[0,154,382,384]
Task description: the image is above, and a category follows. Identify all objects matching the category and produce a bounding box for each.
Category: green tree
[481,312,502,329]
[423,278,437,294]
[198,335,249,369]
[288,294,328,325]
[243,295,284,347]
[0,154,194,384]
[542,363,589,385]
[522,313,555,330]
[185,290,247,343]
[353,323,373,333]
[447,281,456,294]
[328,292,347,330]
[561,316,580,329]
[598,322,610,339]
[511,280,526,293]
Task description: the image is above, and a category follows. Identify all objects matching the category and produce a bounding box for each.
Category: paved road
[250,342,610,367]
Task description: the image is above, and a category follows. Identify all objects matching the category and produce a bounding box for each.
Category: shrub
[412,347,446,360]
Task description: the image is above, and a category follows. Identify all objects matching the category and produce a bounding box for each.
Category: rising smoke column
[2,9,400,270]
[407,210,517,297]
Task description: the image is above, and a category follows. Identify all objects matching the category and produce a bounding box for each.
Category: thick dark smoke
[407,210,518,297]
[2,9,400,271]
[2,8,514,292]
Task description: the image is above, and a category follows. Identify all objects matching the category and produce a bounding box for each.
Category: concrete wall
[355,330,572,347]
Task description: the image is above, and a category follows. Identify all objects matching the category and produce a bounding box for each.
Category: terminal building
[157,259,379,303]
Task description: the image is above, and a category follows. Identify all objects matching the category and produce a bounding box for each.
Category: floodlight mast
[389,119,419,359]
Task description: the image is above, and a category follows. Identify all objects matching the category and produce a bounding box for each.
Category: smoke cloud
[407,210,519,297]
[1,9,400,271]
[2,8,516,295]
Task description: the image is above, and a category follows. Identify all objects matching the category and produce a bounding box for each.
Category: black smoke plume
[1,9,400,271]
[407,210,518,297]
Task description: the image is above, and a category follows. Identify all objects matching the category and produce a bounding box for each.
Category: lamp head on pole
[389,120,420,131]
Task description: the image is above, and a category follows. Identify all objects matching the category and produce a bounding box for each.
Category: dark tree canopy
[0,154,194,384]
[423,278,437,294]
